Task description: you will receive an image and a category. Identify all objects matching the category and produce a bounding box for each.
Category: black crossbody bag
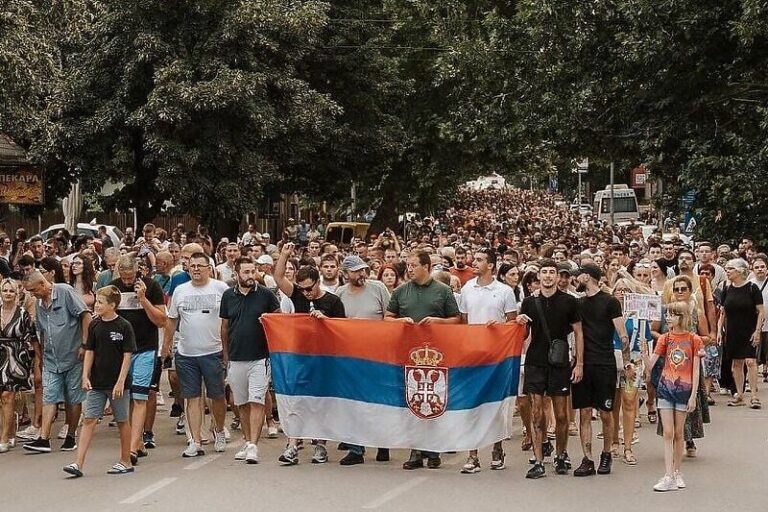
[534,296,570,368]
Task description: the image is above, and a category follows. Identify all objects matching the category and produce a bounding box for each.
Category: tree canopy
[1,1,767,243]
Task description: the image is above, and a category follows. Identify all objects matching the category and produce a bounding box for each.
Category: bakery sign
[0,167,44,204]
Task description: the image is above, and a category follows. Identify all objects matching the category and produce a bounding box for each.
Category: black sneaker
[573,457,596,477]
[402,456,424,470]
[339,452,365,466]
[554,455,569,475]
[376,448,390,462]
[170,403,183,418]
[143,431,156,449]
[562,451,572,469]
[426,456,441,469]
[597,451,612,475]
[23,437,51,453]
[542,441,554,458]
[60,435,77,451]
[337,442,350,451]
[526,461,546,479]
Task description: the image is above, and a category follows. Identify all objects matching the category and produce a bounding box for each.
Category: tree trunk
[368,173,401,237]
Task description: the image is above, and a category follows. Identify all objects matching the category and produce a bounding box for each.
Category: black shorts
[572,365,616,412]
[523,364,571,396]
[149,357,163,392]
[758,333,768,365]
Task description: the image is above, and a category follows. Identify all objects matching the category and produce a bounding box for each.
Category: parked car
[38,222,123,247]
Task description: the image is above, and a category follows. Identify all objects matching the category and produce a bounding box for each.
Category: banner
[0,167,44,205]
[262,314,524,452]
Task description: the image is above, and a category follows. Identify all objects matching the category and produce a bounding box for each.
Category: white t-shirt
[168,279,229,357]
[458,278,517,325]
[216,263,235,283]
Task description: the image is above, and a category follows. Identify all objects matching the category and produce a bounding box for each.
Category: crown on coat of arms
[409,345,444,367]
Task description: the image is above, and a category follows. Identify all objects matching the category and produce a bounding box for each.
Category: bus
[593,185,639,223]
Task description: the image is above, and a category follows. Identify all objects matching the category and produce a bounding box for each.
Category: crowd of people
[0,186,765,492]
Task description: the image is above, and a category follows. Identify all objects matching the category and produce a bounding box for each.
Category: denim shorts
[175,352,226,399]
[84,389,130,422]
[657,397,688,412]
[130,350,157,401]
[42,364,86,405]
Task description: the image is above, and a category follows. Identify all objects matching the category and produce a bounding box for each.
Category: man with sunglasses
[162,252,230,458]
[274,242,346,465]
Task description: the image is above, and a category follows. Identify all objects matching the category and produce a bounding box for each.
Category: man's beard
[239,278,255,289]
[456,262,465,269]
[576,282,587,293]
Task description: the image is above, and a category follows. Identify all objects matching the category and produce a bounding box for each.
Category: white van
[593,185,639,223]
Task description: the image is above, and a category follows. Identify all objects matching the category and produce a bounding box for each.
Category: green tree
[52,0,340,236]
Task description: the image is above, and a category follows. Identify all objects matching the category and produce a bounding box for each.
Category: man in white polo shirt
[458,248,517,474]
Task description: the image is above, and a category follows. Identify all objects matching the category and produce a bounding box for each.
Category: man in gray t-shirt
[334,256,391,465]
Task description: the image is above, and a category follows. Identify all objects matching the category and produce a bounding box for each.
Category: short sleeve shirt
[168,279,229,357]
[109,277,165,353]
[36,283,89,373]
[336,281,391,319]
[578,291,623,366]
[387,278,460,322]
[459,278,517,325]
[655,332,703,403]
[520,290,580,366]
[85,316,137,390]
[219,285,280,361]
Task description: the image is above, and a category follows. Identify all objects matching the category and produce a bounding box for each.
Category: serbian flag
[262,314,524,452]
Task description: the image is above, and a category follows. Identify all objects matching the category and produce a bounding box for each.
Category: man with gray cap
[571,263,629,478]
[335,255,391,465]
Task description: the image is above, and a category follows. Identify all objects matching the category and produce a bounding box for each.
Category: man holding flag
[385,250,461,470]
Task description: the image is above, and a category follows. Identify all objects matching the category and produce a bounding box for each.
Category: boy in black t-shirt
[63,286,136,478]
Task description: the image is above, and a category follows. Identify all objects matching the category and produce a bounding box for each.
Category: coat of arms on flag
[405,344,448,419]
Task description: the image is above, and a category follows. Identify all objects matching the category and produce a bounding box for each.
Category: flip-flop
[623,450,637,466]
[647,411,657,423]
[63,463,83,478]
[750,398,762,409]
[107,462,135,475]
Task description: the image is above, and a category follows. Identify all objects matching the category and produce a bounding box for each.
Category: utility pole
[609,161,615,225]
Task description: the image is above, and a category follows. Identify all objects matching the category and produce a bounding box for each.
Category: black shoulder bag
[534,296,570,368]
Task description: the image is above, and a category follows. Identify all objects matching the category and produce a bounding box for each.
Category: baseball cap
[578,263,603,281]
[557,263,574,276]
[256,255,274,265]
[341,255,369,272]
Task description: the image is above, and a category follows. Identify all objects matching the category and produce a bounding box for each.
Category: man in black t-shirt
[220,257,280,464]
[275,242,346,465]
[110,255,167,462]
[517,260,583,478]
[571,264,628,478]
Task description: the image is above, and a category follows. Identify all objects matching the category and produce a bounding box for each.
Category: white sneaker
[58,424,69,439]
[182,440,204,458]
[311,444,328,464]
[267,426,279,439]
[8,438,15,448]
[16,425,39,440]
[653,475,678,492]
[234,443,249,461]
[156,392,165,406]
[213,430,227,452]
[674,471,686,489]
[245,443,259,464]
[223,426,232,442]
[0,443,9,453]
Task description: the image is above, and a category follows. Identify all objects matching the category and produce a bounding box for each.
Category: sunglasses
[296,281,317,293]
[673,287,689,293]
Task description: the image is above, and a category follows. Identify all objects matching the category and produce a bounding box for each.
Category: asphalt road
[2,391,765,512]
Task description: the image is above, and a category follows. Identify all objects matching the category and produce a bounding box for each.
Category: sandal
[728,396,746,407]
[107,462,135,475]
[647,410,657,424]
[707,395,716,406]
[521,437,533,451]
[622,449,637,466]
[750,397,762,409]
[63,463,83,478]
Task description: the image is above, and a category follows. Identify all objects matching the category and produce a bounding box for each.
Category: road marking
[119,477,177,505]
[362,476,428,509]
[184,454,222,470]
